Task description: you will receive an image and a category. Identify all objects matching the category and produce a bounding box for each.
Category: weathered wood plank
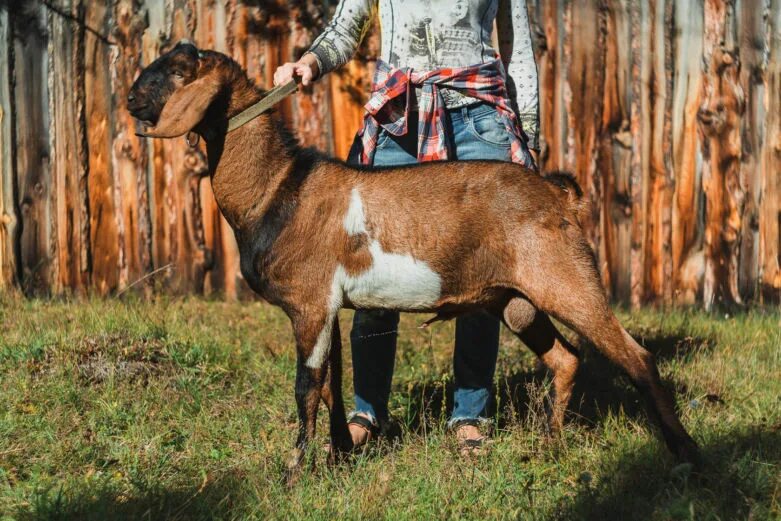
[13,2,52,295]
[643,0,674,304]
[598,0,633,302]
[700,0,744,309]
[289,3,333,153]
[671,0,705,305]
[111,0,153,291]
[565,0,604,255]
[330,60,370,160]
[628,0,645,308]
[0,8,18,290]
[735,0,768,301]
[141,0,172,291]
[47,0,90,294]
[84,0,120,295]
[534,0,567,171]
[759,0,781,302]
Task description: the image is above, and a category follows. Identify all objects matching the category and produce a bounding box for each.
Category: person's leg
[347,128,417,441]
[446,104,520,441]
[450,311,501,424]
[350,309,401,424]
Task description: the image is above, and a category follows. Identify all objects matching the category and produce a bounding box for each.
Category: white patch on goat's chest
[305,189,442,369]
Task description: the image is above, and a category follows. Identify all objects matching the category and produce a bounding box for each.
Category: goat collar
[226,80,298,133]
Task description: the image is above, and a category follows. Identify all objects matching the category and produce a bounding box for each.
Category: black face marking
[127,41,199,124]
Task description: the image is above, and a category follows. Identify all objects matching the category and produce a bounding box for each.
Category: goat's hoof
[674,438,701,467]
[325,441,354,466]
[542,420,565,442]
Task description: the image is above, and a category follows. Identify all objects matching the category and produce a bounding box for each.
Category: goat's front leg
[285,309,338,482]
[320,318,353,462]
[286,350,325,481]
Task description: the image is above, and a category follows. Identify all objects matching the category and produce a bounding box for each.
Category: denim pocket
[375,129,392,149]
[466,110,512,147]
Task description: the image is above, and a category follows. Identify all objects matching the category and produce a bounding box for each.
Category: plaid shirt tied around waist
[356,58,536,170]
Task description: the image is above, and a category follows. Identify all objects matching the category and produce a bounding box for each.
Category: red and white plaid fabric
[356,58,536,170]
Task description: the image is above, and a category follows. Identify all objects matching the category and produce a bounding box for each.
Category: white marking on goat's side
[306,188,443,368]
[342,242,441,309]
[343,188,441,308]
[343,188,367,236]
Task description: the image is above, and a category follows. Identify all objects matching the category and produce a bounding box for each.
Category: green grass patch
[0,295,779,520]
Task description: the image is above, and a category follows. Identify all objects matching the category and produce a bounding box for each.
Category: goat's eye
[172,70,184,78]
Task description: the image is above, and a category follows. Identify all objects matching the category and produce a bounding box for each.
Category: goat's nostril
[127,93,136,103]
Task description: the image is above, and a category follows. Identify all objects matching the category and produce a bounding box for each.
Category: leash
[227,80,298,132]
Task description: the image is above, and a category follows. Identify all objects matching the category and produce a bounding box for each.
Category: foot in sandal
[347,412,379,450]
[451,419,491,456]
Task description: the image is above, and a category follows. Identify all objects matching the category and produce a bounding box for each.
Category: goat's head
[128,40,242,138]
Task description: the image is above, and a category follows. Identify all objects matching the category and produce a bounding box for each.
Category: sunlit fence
[0,0,779,307]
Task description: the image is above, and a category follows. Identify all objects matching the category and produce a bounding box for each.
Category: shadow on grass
[399,332,713,434]
[551,425,781,520]
[16,473,254,521]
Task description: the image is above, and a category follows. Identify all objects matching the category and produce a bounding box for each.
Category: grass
[0,294,779,520]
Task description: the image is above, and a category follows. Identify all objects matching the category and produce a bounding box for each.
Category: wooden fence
[0,0,779,307]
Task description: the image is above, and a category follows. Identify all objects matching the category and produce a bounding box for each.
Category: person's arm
[274,0,374,87]
[497,0,539,152]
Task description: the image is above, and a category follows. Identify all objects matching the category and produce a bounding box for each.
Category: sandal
[347,413,379,451]
[450,419,490,456]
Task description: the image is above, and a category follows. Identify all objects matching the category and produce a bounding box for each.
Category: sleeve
[496,0,539,151]
[306,0,376,77]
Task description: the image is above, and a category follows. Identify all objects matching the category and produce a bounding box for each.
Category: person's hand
[273,54,319,87]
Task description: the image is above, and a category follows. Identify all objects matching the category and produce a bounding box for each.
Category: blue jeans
[348,102,525,426]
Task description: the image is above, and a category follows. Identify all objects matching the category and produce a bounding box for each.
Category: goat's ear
[139,72,221,138]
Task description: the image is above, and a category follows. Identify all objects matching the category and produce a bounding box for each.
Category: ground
[0,295,779,520]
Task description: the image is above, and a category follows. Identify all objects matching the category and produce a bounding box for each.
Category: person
[274,0,539,453]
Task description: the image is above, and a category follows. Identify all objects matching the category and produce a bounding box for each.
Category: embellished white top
[307,0,539,150]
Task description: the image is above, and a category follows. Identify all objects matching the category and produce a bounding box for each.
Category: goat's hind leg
[500,298,579,434]
[522,247,700,463]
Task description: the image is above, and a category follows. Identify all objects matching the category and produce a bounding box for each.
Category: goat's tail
[543,171,587,223]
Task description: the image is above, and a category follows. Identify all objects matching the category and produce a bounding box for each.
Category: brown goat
[128,42,699,475]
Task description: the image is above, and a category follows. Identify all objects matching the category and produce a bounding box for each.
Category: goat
[128,42,699,476]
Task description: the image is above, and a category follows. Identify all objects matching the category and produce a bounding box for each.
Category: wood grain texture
[0,9,18,289]
[111,0,153,290]
[84,0,120,295]
[1,0,779,305]
[598,0,633,302]
[628,0,645,308]
[760,0,781,302]
[48,0,90,294]
[671,0,705,305]
[14,4,52,295]
[700,0,745,309]
[565,0,604,252]
[736,0,766,301]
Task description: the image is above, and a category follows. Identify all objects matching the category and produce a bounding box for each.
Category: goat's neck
[204,108,295,233]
